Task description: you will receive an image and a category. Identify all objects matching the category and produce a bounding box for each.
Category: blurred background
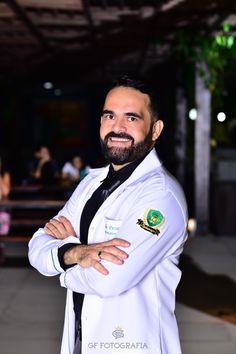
[0,1,236,353]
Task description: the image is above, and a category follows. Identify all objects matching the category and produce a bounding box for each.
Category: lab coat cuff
[51,236,81,274]
[60,269,72,288]
[51,247,64,273]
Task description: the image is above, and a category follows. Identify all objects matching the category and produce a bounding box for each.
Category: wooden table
[0,199,66,247]
[0,199,65,210]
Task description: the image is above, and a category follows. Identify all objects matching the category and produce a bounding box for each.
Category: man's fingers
[93,260,109,275]
[110,238,131,247]
[44,217,76,239]
[58,215,70,223]
[44,222,61,234]
[47,218,66,231]
[44,226,62,239]
[44,226,57,237]
[102,246,129,260]
[44,220,68,239]
[58,216,76,235]
[98,250,124,264]
[100,238,130,248]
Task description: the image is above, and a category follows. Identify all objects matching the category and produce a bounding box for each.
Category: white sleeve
[28,186,82,277]
[28,230,81,276]
[59,188,188,296]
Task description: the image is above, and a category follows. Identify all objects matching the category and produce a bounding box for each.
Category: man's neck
[112,162,131,171]
[111,150,151,172]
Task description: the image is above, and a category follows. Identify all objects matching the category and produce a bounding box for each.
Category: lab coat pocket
[104,217,122,240]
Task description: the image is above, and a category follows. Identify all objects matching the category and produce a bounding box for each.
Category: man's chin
[107,142,132,150]
[108,146,129,153]
[105,147,132,164]
[101,129,154,165]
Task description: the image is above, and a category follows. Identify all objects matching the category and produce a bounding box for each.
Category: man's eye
[103,114,114,120]
[127,116,138,122]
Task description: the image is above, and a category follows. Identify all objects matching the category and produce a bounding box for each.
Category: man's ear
[152,120,164,141]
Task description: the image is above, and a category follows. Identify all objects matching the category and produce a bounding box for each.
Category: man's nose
[112,116,127,133]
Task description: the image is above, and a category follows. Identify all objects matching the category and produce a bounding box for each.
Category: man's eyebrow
[125,112,143,119]
[102,109,113,115]
[101,110,142,119]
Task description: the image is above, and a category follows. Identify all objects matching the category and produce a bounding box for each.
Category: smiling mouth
[109,137,131,142]
[104,132,134,147]
[108,137,133,146]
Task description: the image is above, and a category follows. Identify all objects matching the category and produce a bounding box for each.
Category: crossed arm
[37,190,187,297]
[44,216,130,275]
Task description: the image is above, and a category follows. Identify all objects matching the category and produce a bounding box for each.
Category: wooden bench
[0,199,66,263]
[0,199,66,210]
[0,235,30,242]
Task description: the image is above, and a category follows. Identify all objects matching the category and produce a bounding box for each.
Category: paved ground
[177,235,236,354]
[0,235,236,354]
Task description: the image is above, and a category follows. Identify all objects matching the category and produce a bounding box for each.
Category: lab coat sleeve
[28,185,82,277]
[59,187,188,297]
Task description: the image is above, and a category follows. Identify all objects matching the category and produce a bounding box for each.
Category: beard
[100,126,154,165]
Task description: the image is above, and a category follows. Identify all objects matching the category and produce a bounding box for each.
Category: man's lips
[104,132,134,147]
[109,137,131,143]
[107,137,133,147]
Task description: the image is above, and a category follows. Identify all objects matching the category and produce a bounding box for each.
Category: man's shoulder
[139,165,184,196]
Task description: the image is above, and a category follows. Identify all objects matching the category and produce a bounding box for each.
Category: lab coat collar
[121,148,162,186]
[88,148,162,188]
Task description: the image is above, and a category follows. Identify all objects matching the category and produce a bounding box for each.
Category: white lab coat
[28,149,188,354]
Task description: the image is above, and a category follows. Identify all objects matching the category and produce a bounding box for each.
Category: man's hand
[44,215,130,275]
[64,238,130,275]
[44,215,76,239]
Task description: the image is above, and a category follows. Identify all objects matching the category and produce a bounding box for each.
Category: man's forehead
[105,86,150,105]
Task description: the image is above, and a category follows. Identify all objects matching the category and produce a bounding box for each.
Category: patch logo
[137,209,165,235]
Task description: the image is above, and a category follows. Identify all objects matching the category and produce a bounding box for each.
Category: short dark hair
[109,75,160,123]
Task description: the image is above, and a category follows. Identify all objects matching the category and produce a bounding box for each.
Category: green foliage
[174,24,236,95]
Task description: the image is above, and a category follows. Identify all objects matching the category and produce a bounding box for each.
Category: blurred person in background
[29,145,59,186]
[0,155,11,238]
[61,154,90,185]
[0,155,11,199]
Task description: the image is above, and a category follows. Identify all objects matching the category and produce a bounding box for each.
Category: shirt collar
[106,152,149,181]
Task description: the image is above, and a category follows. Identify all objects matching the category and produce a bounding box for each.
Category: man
[28,75,188,354]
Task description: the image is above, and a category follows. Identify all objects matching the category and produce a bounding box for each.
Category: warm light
[217,112,226,122]
[189,108,197,120]
[43,81,53,89]
[188,218,197,236]
[210,139,217,147]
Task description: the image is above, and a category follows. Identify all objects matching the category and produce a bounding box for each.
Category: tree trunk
[194,61,211,235]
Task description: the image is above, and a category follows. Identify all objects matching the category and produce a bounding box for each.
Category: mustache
[104,132,134,143]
